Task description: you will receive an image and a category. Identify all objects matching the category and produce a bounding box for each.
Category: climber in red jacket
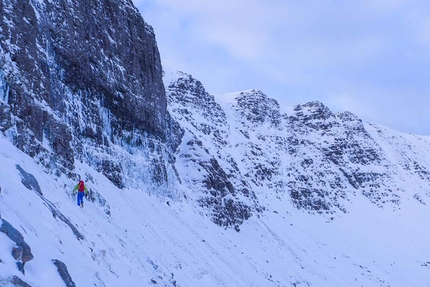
[73,180,88,207]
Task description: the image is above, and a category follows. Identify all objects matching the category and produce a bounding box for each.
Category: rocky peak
[336,111,361,123]
[167,72,226,125]
[290,101,335,131]
[168,72,211,103]
[167,72,227,146]
[293,100,333,117]
[234,89,282,128]
[167,74,260,230]
[335,111,370,137]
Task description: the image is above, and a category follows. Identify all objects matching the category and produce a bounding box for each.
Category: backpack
[78,181,85,192]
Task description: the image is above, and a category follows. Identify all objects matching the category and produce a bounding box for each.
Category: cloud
[134,0,430,135]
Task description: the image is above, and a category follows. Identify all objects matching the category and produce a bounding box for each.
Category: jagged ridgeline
[0,0,182,192]
[167,72,430,226]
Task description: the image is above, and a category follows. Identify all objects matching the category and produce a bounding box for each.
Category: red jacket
[73,181,88,193]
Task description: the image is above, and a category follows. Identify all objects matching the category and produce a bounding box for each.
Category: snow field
[2,129,430,286]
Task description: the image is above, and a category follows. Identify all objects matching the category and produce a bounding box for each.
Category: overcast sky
[133,0,430,135]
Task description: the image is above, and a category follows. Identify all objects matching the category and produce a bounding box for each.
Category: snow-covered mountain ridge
[167,72,430,225]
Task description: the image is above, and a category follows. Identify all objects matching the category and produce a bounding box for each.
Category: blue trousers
[77,192,85,206]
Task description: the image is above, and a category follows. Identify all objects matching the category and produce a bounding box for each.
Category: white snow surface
[1,127,430,287]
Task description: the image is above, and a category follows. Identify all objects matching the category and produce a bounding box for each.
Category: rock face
[167,73,257,231]
[167,73,430,226]
[0,218,34,271]
[287,101,398,212]
[11,276,33,287]
[0,0,179,191]
[52,259,76,287]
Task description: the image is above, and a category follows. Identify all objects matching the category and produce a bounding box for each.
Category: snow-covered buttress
[0,0,180,191]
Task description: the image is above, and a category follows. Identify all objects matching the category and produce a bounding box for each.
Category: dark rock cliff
[0,0,179,190]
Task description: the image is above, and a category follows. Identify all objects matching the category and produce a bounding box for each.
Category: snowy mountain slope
[167,73,430,224]
[1,0,430,284]
[3,68,427,286]
[285,102,403,212]
[366,122,430,202]
[2,132,430,287]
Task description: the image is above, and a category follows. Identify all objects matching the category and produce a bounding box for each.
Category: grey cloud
[135,0,430,135]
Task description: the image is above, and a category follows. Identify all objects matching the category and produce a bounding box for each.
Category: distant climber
[73,180,88,207]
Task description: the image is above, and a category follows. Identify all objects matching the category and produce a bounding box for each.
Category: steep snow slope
[2,132,430,287]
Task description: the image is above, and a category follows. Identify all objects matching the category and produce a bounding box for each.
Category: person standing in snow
[73,180,88,207]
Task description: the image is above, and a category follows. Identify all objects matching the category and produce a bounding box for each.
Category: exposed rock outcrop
[11,276,33,287]
[0,218,34,273]
[0,0,180,191]
[52,259,76,287]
